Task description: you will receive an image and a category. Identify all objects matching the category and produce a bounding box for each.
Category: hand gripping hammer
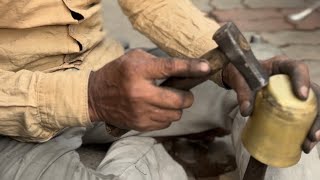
[111,22,270,180]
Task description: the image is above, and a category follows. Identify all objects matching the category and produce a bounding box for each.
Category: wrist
[88,71,100,122]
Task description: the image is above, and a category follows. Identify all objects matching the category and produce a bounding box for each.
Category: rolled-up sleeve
[118,0,220,59]
[0,69,92,142]
[118,0,227,86]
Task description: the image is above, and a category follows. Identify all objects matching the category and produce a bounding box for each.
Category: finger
[136,121,172,132]
[260,55,290,75]
[224,63,255,117]
[268,59,310,100]
[307,83,320,141]
[150,108,183,123]
[126,48,157,59]
[160,76,210,91]
[148,86,194,109]
[302,138,317,154]
[148,58,211,79]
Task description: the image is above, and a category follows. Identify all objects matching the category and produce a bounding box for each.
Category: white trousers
[0,80,319,180]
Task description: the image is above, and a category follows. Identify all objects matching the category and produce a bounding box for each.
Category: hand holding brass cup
[242,74,318,168]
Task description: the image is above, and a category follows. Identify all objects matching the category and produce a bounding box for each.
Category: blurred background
[78,1,320,180]
[103,0,320,61]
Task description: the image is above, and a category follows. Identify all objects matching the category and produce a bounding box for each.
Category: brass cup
[242,75,318,168]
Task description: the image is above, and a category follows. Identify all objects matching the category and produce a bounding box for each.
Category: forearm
[118,0,226,86]
[118,0,219,58]
[0,69,91,142]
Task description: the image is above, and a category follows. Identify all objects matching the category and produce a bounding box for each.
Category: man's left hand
[222,55,320,153]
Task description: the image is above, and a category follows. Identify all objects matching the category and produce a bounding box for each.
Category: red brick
[211,8,283,22]
[281,9,320,30]
[280,8,305,15]
[231,19,294,32]
[295,12,320,30]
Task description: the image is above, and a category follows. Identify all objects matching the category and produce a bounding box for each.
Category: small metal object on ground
[243,157,267,180]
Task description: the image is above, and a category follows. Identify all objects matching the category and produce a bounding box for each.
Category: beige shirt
[0,0,220,142]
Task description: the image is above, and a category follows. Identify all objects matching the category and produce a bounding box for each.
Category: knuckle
[131,114,141,125]
[172,110,183,121]
[161,122,171,129]
[127,88,143,100]
[172,96,185,108]
[291,61,308,73]
[184,92,194,108]
[291,59,302,66]
[273,55,290,62]
[123,49,150,67]
[119,58,133,74]
[291,60,304,68]
[134,120,149,131]
[161,59,175,76]
[127,48,144,56]
[297,61,309,71]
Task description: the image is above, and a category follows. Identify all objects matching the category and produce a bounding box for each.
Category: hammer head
[213,22,269,91]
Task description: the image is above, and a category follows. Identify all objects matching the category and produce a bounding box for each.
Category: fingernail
[199,62,210,72]
[240,101,251,116]
[300,86,309,98]
[316,130,320,141]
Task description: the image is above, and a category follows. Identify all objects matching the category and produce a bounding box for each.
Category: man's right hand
[88,49,211,132]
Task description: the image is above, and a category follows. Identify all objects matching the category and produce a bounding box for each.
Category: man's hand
[88,49,211,132]
[222,55,320,153]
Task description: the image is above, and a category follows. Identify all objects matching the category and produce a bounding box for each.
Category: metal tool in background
[288,0,320,22]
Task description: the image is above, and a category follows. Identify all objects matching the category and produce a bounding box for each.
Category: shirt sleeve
[118,0,227,86]
[0,69,92,142]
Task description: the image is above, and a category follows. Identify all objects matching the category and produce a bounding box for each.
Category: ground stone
[261,30,320,46]
[282,9,320,30]
[102,0,156,49]
[232,18,294,32]
[211,9,282,22]
[243,32,261,43]
[250,43,284,60]
[210,0,243,10]
[244,0,306,8]
[281,45,320,60]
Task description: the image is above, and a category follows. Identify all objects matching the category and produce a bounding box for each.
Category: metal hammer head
[213,22,269,91]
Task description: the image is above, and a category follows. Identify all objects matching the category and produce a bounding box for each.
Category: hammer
[109,22,269,180]
[163,22,269,180]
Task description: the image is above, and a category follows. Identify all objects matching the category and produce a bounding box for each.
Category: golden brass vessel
[242,74,318,168]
